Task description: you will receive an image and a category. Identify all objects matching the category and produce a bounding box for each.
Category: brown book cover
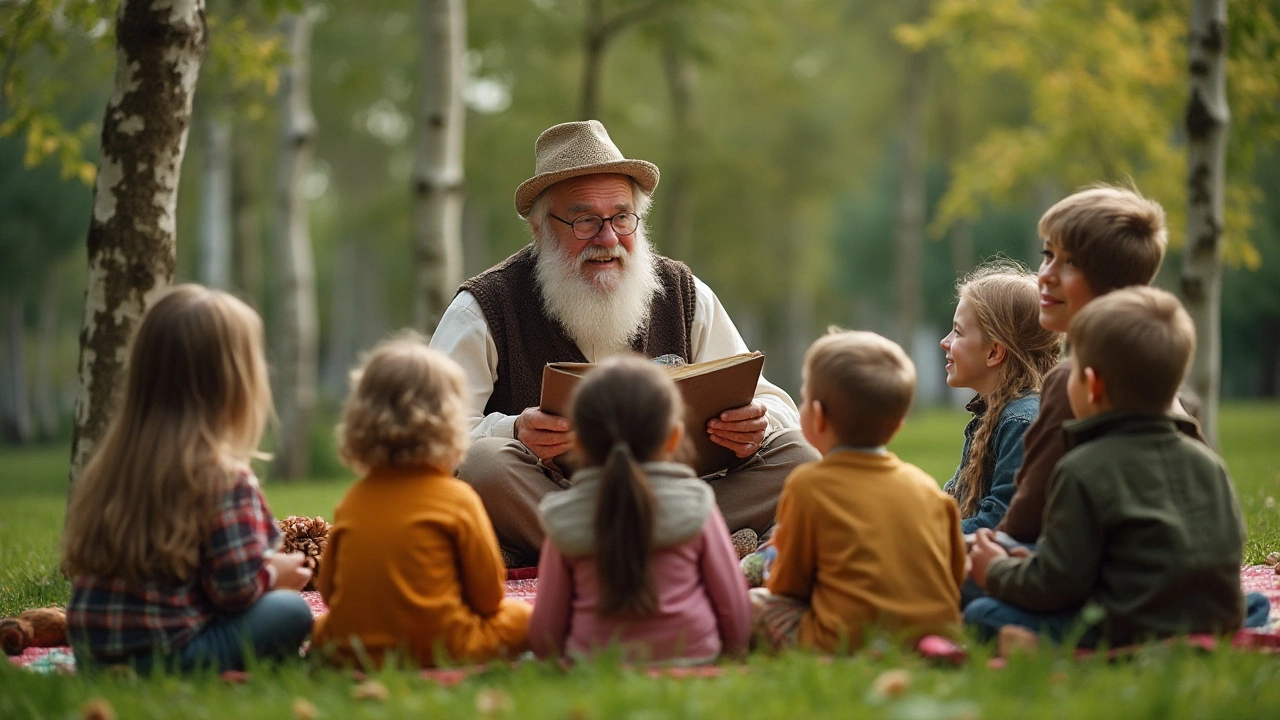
[539,352,766,477]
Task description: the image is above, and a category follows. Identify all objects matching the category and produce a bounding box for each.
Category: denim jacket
[943,393,1040,534]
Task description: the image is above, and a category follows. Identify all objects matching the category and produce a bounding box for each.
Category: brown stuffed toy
[277,515,332,591]
[1,606,67,655]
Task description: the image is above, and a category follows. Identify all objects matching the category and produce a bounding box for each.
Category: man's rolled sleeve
[430,292,510,440]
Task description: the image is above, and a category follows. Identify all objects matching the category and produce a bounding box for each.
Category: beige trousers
[456,429,819,566]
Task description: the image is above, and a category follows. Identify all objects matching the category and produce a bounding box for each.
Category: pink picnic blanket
[11,566,1280,673]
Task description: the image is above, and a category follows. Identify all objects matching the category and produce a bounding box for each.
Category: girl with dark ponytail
[528,356,751,663]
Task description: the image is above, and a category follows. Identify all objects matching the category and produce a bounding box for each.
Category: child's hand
[268,551,313,591]
[968,529,1009,590]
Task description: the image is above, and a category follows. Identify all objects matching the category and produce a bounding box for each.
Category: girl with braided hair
[940,261,1064,535]
[528,356,751,663]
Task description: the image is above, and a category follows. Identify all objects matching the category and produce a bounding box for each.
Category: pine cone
[277,516,331,591]
[730,528,759,560]
[1,606,67,655]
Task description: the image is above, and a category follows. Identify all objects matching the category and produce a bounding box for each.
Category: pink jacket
[528,462,751,663]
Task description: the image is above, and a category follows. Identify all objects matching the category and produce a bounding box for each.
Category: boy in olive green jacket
[966,287,1266,646]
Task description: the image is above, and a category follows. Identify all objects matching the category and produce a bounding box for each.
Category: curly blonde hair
[337,333,470,474]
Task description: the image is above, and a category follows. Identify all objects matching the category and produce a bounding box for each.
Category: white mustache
[578,245,626,264]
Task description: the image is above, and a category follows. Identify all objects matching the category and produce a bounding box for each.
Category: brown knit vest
[459,244,697,417]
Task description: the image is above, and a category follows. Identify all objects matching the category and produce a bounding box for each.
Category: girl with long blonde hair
[939,262,1063,534]
[62,285,313,673]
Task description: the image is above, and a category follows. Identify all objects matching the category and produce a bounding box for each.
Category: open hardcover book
[539,351,766,477]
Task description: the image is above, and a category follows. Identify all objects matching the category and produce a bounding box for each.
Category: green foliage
[901,0,1280,269]
[0,0,111,180]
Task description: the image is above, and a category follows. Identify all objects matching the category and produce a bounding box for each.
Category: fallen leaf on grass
[475,688,512,715]
[352,679,389,702]
[293,697,319,720]
[81,698,115,720]
[870,668,911,699]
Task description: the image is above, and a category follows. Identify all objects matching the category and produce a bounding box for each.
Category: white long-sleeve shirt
[429,275,801,441]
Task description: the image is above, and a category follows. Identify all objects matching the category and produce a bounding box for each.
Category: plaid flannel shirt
[67,469,281,662]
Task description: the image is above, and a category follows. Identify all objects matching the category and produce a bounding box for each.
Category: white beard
[533,227,663,359]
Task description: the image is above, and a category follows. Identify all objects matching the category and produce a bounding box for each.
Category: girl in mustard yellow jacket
[312,335,531,667]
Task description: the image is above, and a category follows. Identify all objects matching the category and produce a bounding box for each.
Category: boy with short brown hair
[750,330,966,652]
[998,184,1171,543]
[966,288,1254,645]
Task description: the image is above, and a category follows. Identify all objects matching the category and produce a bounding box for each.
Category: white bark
[1180,0,1229,447]
[71,0,207,481]
[272,11,319,479]
[413,0,466,333]
[197,114,233,289]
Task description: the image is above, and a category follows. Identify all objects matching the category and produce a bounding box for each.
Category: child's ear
[986,342,1007,368]
[810,400,828,434]
[663,422,684,455]
[1084,366,1106,405]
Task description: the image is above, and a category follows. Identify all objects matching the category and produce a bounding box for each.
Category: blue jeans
[964,592,1271,648]
[94,591,314,675]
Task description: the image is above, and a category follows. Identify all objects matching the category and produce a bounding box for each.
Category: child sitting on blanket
[750,330,966,653]
[528,356,752,663]
[965,288,1261,646]
[63,285,314,674]
[997,184,1175,543]
[941,262,1062,535]
[312,335,530,667]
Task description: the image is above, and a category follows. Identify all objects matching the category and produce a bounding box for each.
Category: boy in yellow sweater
[751,330,966,652]
[312,336,531,667]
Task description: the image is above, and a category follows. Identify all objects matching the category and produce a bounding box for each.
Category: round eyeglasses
[548,212,640,240]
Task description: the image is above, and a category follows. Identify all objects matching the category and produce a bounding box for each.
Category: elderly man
[431,120,818,566]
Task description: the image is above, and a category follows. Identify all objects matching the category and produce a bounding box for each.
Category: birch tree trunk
[1180,0,1228,447]
[197,113,232,289]
[893,50,929,349]
[70,0,208,481]
[413,0,466,333]
[272,11,318,479]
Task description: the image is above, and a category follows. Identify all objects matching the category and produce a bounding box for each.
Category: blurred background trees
[2,0,1278,470]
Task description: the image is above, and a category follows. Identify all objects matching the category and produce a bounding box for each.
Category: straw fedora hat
[514,120,660,218]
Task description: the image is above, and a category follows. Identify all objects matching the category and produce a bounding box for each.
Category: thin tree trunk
[232,126,263,304]
[322,242,358,397]
[893,50,929,349]
[34,280,60,439]
[70,0,208,481]
[272,11,318,479]
[3,296,34,443]
[413,0,466,333]
[660,36,698,262]
[578,0,667,120]
[197,113,232,289]
[1180,0,1228,447]
[949,220,973,279]
[580,0,605,119]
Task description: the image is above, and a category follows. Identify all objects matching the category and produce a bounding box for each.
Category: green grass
[2,402,1280,718]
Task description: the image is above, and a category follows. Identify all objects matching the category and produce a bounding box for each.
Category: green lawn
[2,402,1280,718]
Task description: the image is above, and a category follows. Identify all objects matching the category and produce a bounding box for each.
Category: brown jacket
[996,361,1073,542]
